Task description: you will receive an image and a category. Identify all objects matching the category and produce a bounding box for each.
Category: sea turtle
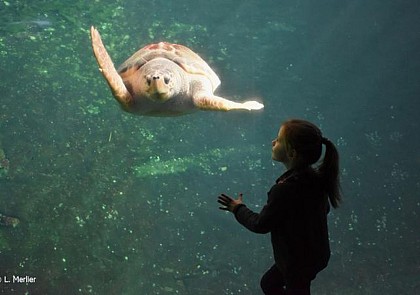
[90,26,264,116]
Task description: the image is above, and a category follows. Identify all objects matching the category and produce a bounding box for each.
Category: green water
[0,0,419,294]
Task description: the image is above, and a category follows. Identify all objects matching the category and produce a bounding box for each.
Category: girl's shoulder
[276,167,318,185]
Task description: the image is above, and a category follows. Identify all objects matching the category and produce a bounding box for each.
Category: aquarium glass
[0,0,419,294]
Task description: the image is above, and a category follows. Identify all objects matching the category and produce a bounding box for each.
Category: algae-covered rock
[0,213,20,228]
[147,21,208,46]
[133,147,238,177]
[0,147,9,178]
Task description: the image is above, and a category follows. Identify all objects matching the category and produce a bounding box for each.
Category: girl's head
[272,119,323,168]
[272,118,342,208]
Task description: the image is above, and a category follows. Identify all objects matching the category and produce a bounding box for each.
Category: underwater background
[0,0,419,294]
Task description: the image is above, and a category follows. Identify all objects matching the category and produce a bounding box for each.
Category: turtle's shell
[117,42,221,91]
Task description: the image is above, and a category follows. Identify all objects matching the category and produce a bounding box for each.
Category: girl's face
[272,126,297,169]
[272,126,289,164]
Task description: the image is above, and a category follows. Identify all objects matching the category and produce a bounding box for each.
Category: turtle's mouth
[149,91,170,102]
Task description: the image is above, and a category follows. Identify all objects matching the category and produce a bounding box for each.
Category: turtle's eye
[164,76,170,84]
[146,75,152,86]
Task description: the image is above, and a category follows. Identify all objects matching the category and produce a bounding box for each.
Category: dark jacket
[233,168,330,280]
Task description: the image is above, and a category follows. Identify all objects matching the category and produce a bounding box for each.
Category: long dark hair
[282,119,342,208]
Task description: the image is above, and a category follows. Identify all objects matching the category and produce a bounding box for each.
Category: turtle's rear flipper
[90,26,133,107]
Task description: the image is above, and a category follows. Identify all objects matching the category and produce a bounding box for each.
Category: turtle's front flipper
[194,94,264,112]
[90,26,133,108]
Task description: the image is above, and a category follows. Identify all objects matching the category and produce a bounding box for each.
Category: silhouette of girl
[218,119,341,295]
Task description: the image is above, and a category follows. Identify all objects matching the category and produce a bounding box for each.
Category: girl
[218,119,341,295]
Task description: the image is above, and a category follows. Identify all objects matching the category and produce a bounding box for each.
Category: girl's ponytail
[319,137,341,208]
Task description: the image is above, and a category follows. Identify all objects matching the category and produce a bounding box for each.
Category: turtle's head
[140,58,186,103]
